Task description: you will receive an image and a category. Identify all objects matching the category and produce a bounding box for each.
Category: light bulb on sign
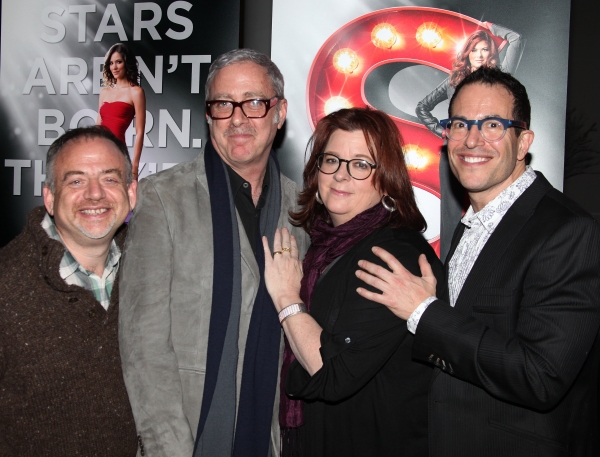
[416,22,443,49]
[324,97,352,115]
[371,23,398,49]
[332,48,359,74]
[403,145,429,170]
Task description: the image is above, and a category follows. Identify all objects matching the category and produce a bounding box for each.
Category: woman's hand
[262,227,303,313]
[264,228,323,375]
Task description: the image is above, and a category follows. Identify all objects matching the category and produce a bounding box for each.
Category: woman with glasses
[263,107,444,456]
[97,43,146,180]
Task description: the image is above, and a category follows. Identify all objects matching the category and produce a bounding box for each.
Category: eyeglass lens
[209,99,270,119]
[447,119,507,142]
[317,153,374,180]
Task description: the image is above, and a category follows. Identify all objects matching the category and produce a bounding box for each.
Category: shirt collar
[225,162,270,209]
[461,166,537,233]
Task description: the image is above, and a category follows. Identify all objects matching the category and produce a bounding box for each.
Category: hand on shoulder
[355,248,437,320]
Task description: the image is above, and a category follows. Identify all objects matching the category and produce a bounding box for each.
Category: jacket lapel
[442,223,466,301]
[238,211,260,283]
[451,172,552,311]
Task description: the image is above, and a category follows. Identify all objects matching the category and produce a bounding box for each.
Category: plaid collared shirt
[41,213,121,311]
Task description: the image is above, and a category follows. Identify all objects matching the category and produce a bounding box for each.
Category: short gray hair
[205,48,285,100]
[45,126,133,192]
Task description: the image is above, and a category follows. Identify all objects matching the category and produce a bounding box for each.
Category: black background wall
[564,0,600,221]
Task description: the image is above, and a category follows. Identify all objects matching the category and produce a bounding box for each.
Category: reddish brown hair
[449,30,499,87]
[291,107,426,233]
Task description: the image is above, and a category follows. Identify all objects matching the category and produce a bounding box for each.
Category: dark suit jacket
[412,172,600,456]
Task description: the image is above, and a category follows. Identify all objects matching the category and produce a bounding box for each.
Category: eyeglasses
[440,117,528,142]
[316,153,377,180]
[205,97,279,119]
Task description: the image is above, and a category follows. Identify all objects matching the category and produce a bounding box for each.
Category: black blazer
[412,172,600,457]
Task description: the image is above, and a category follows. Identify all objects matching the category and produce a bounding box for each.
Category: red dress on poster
[99,101,135,145]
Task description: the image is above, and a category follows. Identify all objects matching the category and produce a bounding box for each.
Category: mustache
[224,127,256,137]
[73,200,115,209]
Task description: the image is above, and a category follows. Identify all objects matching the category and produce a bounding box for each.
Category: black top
[225,163,270,254]
[286,226,444,457]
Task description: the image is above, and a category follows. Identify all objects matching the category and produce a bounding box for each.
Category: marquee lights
[307,8,495,254]
[454,39,466,56]
[324,96,352,115]
[415,22,443,49]
[371,23,398,49]
[403,145,429,170]
[333,48,360,74]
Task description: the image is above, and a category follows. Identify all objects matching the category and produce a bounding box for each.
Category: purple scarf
[279,203,390,429]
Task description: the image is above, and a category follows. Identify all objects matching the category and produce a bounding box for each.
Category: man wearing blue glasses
[356,66,600,456]
[119,49,308,457]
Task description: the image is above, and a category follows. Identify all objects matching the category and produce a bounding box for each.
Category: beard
[75,213,117,240]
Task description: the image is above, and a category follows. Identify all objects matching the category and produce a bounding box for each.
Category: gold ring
[281,247,291,252]
[273,251,283,256]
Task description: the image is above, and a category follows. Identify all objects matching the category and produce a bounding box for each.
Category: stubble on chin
[75,216,117,240]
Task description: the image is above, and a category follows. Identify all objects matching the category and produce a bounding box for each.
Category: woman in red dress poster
[97,43,146,180]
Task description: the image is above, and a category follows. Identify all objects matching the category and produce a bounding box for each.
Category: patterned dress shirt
[407,166,537,333]
[41,213,121,310]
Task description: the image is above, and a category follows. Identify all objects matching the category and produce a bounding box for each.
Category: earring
[315,191,323,204]
[381,195,397,212]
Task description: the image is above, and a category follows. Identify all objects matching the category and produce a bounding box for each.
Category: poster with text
[0,0,240,245]
[272,0,570,255]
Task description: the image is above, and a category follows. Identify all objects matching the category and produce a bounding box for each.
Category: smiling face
[469,40,491,70]
[43,137,137,251]
[317,129,382,226]
[447,83,534,212]
[207,61,287,177]
[109,51,125,81]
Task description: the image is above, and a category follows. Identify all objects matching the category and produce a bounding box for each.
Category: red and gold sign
[306,7,505,254]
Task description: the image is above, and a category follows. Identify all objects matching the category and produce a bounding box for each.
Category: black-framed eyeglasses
[316,153,377,180]
[440,117,528,142]
[205,97,279,119]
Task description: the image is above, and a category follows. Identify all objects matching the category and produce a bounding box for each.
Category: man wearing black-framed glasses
[355,66,600,456]
[120,49,309,457]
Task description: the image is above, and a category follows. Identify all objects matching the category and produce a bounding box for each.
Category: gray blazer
[119,151,309,457]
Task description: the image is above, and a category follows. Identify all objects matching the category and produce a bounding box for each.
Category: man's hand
[355,248,437,320]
